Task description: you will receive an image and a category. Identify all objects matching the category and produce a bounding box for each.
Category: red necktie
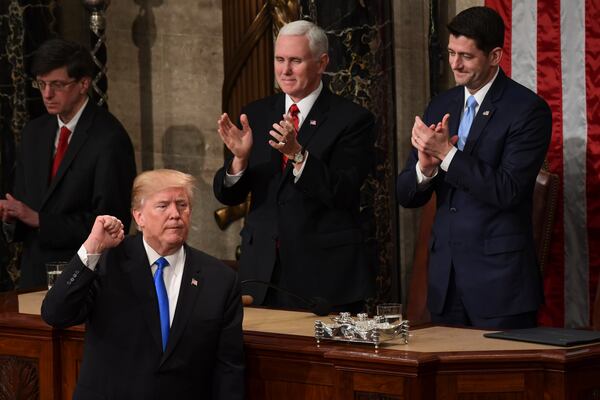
[282,104,300,169]
[51,126,71,179]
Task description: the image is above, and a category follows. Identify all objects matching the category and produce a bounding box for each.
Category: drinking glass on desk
[46,262,68,290]
[376,303,403,325]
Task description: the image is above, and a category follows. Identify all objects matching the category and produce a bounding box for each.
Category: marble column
[299,0,398,309]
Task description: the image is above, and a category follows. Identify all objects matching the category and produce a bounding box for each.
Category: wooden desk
[2,291,600,399]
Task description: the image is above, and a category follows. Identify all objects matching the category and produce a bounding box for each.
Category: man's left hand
[0,194,39,227]
[412,113,455,160]
[268,113,302,157]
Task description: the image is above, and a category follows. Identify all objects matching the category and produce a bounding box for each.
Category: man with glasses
[0,38,136,289]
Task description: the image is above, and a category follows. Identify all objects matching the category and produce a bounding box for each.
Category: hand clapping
[269,113,302,157]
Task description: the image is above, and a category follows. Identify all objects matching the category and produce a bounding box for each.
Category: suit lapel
[270,94,286,172]
[296,88,330,148]
[123,235,164,352]
[449,91,464,142]
[161,244,203,364]
[37,117,58,194]
[44,101,95,204]
[463,69,507,154]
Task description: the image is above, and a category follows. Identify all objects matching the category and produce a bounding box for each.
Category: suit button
[450,207,457,213]
[278,201,285,206]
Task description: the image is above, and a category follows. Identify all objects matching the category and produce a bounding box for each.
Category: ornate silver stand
[82,0,110,106]
[315,312,410,349]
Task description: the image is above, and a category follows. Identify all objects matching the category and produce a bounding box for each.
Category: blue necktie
[457,95,478,151]
[154,257,170,351]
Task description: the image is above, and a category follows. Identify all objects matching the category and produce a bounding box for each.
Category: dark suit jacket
[214,87,375,307]
[41,234,245,400]
[397,69,552,319]
[11,100,136,288]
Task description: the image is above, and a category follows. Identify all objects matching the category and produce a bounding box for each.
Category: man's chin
[453,74,471,87]
[44,106,59,114]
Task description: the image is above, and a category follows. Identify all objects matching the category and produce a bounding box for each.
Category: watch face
[294,152,304,163]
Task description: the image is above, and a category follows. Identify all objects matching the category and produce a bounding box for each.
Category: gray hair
[277,20,328,59]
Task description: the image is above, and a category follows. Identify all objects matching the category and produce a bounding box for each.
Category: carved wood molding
[222,2,272,113]
[0,355,39,399]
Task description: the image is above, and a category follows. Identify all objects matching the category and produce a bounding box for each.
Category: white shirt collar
[285,81,323,128]
[142,237,185,278]
[57,96,89,133]
[463,67,499,113]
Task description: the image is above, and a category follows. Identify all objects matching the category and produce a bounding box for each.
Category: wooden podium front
[2,291,600,399]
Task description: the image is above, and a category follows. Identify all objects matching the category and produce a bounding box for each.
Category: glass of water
[376,303,403,325]
[46,261,68,290]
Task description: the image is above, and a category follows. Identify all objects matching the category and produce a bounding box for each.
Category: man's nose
[41,86,54,98]
[283,62,292,74]
[450,56,461,70]
[167,203,181,218]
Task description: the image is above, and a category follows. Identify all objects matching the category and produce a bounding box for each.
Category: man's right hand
[217,113,253,174]
[412,116,442,176]
[83,215,125,254]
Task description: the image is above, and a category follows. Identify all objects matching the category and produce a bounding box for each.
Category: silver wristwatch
[290,149,305,164]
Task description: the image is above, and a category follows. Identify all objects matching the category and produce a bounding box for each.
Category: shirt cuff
[77,245,102,271]
[224,169,245,188]
[415,161,438,189]
[292,152,309,182]
[440,146,458,171]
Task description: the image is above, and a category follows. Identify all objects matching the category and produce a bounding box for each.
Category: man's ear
[79,77,91,94]
[318,53,329,74]
[132,209,144,230]
[490,47,503,67]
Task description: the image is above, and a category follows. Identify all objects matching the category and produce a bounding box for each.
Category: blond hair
[131,169,196,210]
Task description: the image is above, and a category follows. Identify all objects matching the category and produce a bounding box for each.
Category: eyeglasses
[32,79,78,92]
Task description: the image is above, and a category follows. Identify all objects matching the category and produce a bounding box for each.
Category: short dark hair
[447,6,505,53]
[31,38,94,79]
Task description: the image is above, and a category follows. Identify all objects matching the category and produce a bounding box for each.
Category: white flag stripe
[511,0,537,92]
[560,0,589,328]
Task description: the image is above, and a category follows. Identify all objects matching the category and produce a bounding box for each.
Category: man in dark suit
[0,39,136,289]
[397,7,552,329]
[42,169,244,400]
[214,20,375,313]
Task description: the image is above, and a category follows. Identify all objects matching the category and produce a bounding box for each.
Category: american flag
[485,0,600,328]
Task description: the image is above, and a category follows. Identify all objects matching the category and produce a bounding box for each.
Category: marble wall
[103,0,241,259]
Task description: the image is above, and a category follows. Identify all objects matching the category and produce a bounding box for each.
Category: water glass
[376,303,403,325]
[46,261,68,290]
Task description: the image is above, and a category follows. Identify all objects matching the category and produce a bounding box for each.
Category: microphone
[241,279,332,316]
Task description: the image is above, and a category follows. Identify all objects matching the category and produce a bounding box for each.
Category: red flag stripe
[585,0,600,324]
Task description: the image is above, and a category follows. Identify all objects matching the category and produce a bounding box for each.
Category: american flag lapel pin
[191,278,198,287]
[482,110,490,116]
[310,119,317,126]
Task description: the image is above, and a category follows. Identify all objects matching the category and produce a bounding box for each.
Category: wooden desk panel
[2,292,600,400]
